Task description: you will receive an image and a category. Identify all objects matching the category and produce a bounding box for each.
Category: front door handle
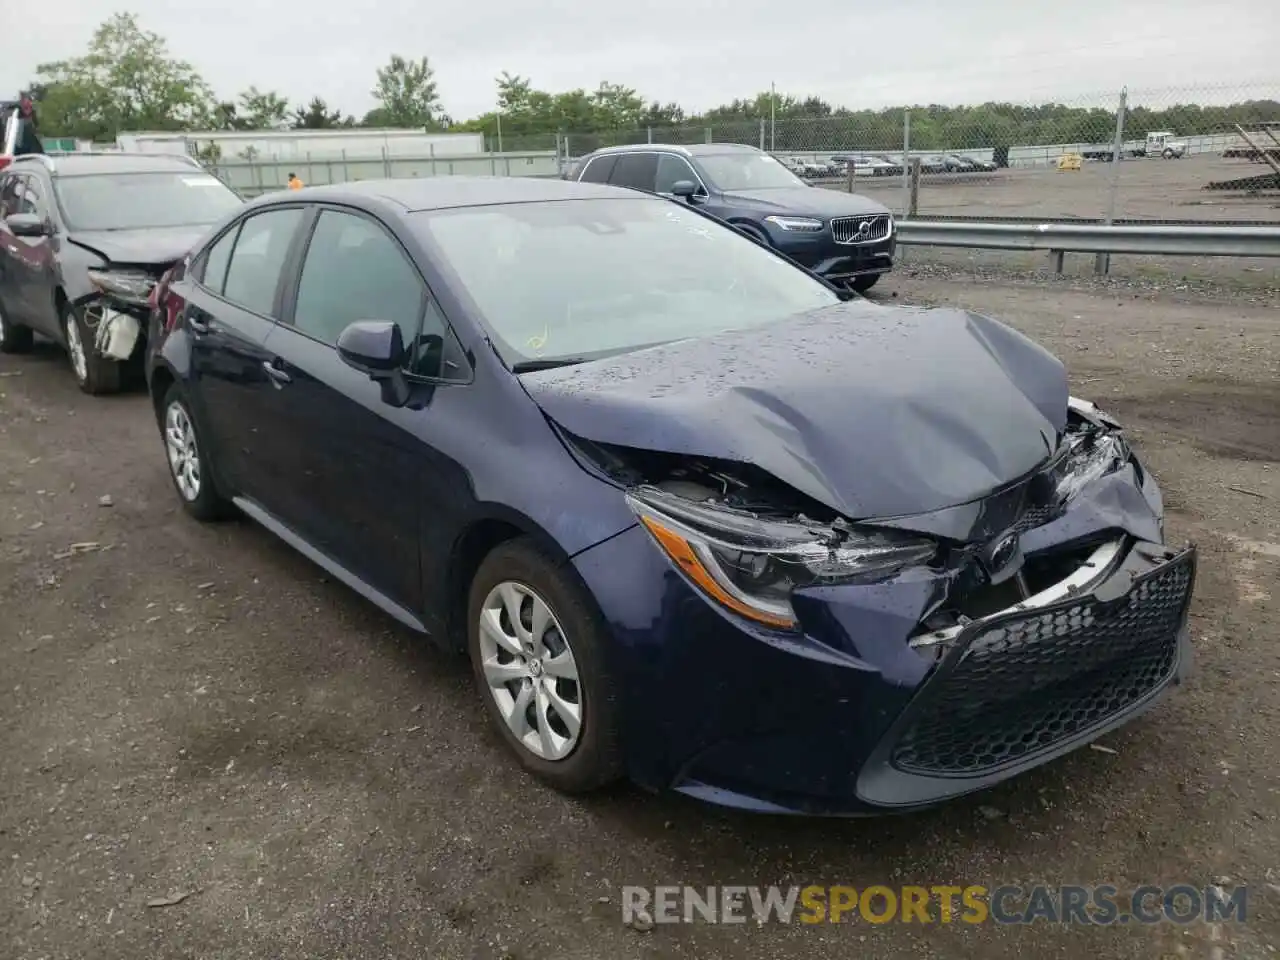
[262,359,292,387]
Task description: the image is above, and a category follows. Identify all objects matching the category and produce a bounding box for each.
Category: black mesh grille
[892,552,1193,776]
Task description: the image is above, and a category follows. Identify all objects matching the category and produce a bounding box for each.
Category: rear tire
[467,537,623,794]
[850,274,881,293]
[63,303,122,395]
[0,295,34,354]
[160,383,232,522]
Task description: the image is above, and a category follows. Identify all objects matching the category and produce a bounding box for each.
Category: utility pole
[770,81,776,153]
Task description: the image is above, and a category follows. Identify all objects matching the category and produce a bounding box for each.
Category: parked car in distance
[571,142,894,291]
[941,154,979,173]
[0,152,244,393]
[856,155,899,177]
[146,176,1196,815]
[958,154,998,172]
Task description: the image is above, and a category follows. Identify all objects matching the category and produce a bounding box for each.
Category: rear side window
[222,207,305,317]
[578,155,616,184]
[609,153,658,192]
[197,225,238,294]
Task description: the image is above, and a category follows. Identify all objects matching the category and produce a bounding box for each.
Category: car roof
[11,152,207,177]
[585,142,762,159]
[253,176,650,213]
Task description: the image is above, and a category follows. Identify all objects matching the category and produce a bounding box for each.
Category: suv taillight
[0,156,11,172]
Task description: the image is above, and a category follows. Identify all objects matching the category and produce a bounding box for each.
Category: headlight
[88,268,155,307]
[626,486,935,630]
[763,216,824,232]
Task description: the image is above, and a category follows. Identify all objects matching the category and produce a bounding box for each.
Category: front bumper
[775,234,896,282]
[572,477,1195,816]
[858,539,1195,810]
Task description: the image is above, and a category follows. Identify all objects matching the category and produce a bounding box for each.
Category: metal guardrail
[895,220,1280,270]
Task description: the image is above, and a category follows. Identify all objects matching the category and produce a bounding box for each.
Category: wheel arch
[442,506,602,651]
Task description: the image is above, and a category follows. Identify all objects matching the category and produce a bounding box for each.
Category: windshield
[414,197,839,367]
[696,152,807,191]
[54,171,243,231]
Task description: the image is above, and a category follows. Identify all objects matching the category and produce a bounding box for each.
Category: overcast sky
[5,1,1276,121]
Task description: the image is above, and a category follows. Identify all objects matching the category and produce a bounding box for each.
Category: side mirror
[337,320,410,406]
[670,180,699,202]
[6,213,48,237]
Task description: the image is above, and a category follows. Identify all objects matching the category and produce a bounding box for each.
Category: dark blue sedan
[145,176,1195,815]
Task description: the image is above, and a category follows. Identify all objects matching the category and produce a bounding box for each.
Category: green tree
[292,96,353,129]
[33,12,215,140]
[369,55,442,129]
[239,87,291,129]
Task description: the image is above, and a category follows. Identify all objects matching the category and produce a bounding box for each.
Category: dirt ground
[2,273,1279,960]
[836,153,1280,222]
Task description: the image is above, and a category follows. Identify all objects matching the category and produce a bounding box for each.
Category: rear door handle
[262,359,292,386]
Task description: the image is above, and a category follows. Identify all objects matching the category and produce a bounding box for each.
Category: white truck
[1144,131,1187,159]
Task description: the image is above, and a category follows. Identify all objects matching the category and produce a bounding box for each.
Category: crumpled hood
[720,187,890,217]
[67,226,207,267]
[521,301,1069,519]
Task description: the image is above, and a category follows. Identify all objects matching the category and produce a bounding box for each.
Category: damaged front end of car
[559,397,1196,813]
[73,267,165,364]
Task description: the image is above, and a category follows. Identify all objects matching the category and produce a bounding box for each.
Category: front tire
[0,294,34,354]
[850,274,881,293]
[160,384,231,521]
[63,303,121,395]
[467,537,622,793]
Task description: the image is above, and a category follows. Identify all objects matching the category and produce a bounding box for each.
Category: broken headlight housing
[88,268,155,308]
[1047,398,1132,505]
[626,486,936,630]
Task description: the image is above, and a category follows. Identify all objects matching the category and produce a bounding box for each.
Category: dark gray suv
[570,143,895,292]
[0,152,243,393]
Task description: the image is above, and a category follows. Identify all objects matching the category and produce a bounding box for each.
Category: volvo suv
[571,143,895,292]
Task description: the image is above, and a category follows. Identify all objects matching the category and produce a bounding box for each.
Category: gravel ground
[2,272,1279,960]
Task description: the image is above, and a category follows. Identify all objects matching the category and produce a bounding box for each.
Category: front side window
[53,171,243,231]
[293,209,425,346]
[654,155,701,195]
[413,196,838,368]
[18,175,47,216]
[0,174,20,217]
[696,152,807,191]
[222,207,305,317]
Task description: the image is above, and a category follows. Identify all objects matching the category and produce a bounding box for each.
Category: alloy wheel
[478,581,583,761]
[65,315,88,383]
[164,401,202,502]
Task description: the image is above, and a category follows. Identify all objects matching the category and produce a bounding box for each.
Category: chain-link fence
[539,82,1280,223]
[217,82,1280,221]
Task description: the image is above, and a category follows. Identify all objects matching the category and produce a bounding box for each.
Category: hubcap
[478,581,582,761]
[164,402,202,502]
[66,315,88,383]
